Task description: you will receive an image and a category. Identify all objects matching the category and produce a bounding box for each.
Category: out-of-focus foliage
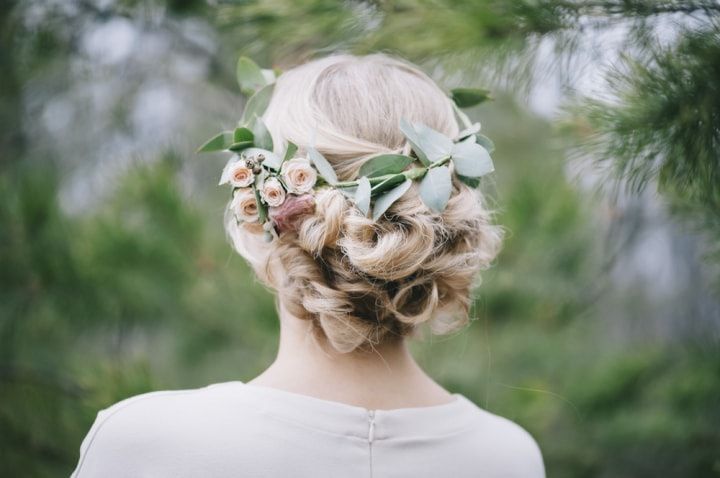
[0,159,278,475]
[577,23,720,270]
[1,1,718,478]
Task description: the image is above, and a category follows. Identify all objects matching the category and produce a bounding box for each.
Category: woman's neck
[245,301,454,410]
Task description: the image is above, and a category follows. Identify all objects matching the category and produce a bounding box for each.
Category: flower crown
[198,57,496,242]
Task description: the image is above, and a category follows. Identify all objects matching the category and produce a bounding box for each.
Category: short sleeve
[496,419,546,478]
[69,395,159,478]
[70,408,111,478]
[467,409,546,478]
[519,428,546,478]
[68,390,203,478]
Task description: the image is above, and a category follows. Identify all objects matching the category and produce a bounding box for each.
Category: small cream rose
[281,157,317,194]
[219,158,255,188]
[230,187,260,223]
[260,177,286,207]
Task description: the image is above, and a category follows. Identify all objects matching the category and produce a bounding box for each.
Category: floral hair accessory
[198,57,497,242]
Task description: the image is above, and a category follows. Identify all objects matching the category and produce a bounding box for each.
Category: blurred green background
[2,1,719,477]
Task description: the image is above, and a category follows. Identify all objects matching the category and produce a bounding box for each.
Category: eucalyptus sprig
[324,118,494,220]
[197,56,277,155]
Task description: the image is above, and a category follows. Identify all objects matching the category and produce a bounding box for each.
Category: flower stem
[334,157,451,188]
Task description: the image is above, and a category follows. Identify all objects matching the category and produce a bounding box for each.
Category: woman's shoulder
[84,382,243,431]
[72,383,545,478]
[71,382,252,477]
[95,381,239,415]
[458,397,546,477]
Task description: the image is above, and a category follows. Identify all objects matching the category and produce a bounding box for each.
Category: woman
[71,54,545,478]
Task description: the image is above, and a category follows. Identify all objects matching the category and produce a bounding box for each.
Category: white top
[71,381,545,478]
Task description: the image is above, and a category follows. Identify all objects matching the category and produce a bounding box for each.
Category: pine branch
[550,0,720,17]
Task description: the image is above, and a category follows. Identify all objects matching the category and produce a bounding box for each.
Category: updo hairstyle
[225,54,504,353]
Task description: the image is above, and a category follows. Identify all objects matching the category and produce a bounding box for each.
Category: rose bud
[260,177,286,207]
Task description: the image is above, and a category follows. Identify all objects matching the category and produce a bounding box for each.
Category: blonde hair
[226,53,504,353]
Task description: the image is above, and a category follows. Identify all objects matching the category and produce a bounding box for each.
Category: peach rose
[219,158,255,188]
[260,177,286,207]
[281,157,317,194]
[230,187,260,223]
[268,193,316,234]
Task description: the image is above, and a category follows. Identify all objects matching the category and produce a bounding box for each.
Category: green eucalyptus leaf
[197,131,233,153]
[283,141,298,163]
[236,56,267,95]
[252,116,273,151]
[414,123,454,163]
[242,147,281,170]
[451,137,494,178]
[454,104,473,129]
[371,173,406,195]
[399,119,453,166]
[372,178,412,221]
[233,127,254,144]
[399,119,430,165]
[451,88,492,108]
[476,134,495,154]
[307,147,338,185]
[228,141,254,152]
[240,83,274,125]
[358,154,413,178]
[455,123,481,141]
[419,165,452,212]
[354,176,371,216]
[261,68,277,85]
[458,175,480,188]
[338,185,358,199]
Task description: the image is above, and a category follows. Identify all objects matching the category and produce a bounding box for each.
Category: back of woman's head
[226,53,504,353]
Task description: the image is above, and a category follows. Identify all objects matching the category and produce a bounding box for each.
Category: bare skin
[246,300,456,410]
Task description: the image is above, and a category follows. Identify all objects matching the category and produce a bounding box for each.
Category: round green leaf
[228,141,254,152]
[451,88,492,108]
[399,119,430,165]
[236,56,267,95]
[358,154,413,178]
[458,175,480,188]
[354,176,371,216]
[372,178,412,221]
[240,83,274,125]
[307,147,338,185]
[197,131,233,153]
[399,119,453,165]
[233,127,254,144]
[261,68,277,85]
[283,141,298,163]
[451,137,494,178]
[338,185,358,199]
[455,123,481,141]
[419,165,452,212]
[476,134,495,154]
[370,173,406,195]
[252,116,273,151]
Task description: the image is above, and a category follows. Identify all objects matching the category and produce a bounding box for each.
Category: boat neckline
[229,379,466,413]
[209,380,480,439]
